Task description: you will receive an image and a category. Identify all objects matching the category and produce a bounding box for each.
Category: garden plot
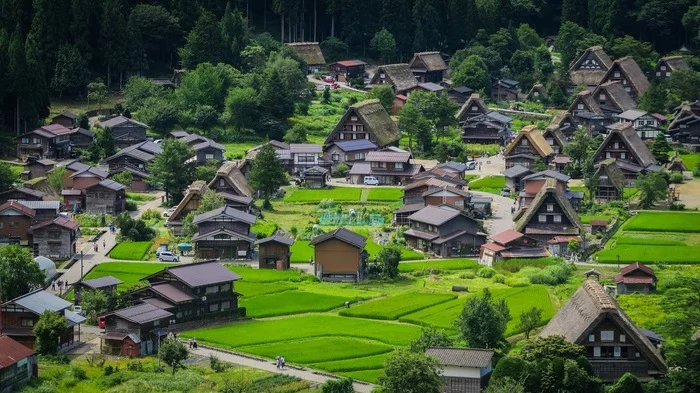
[109,241,152,260]
[240,290,360,318]
[227,266,307,282]
[398,259,479,272]
[366,188,403,202]
[623,211,700,232]
[467,176,505,195]
[339,292,456,320]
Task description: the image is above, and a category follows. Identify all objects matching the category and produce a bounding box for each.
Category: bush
[669,202,686,211]
[350,77,365,89]
[477,267,496,278]
[141,209,161,220]
[125,200,138,211]
[521,263,573,285]
[70,365,87,380]
[126,360,144,371]
[492,274,506,283]
[333,162,350,178]
[103,365,115,375]
[693,163,700,177]
[669,172,684,184]
[505,277,530,287]
[460,272,476,279]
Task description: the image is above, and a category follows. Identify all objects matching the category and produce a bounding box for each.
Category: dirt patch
[675,179,700,209]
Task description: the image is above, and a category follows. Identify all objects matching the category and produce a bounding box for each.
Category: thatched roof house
[285,42,326,72]
[369,64,419,94]
[592,123,659,177]
[593,158,627,201]
[600,57,650,99]
[514,178,582,240]
[568,46,613,87]
[326,99,401,147]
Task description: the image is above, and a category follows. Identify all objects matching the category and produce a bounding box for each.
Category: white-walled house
[616,110,666,140]
[425,347,494,393]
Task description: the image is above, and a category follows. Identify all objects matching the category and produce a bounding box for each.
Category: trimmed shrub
[477,267,496,278]
[492,274,506,284]
[460,272,476,279]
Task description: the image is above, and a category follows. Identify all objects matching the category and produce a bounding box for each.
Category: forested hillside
[0,0,698,134]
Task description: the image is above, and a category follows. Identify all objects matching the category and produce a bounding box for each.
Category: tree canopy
[0,245,45,300]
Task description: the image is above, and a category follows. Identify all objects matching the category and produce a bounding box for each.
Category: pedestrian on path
[103,239,106,249]
[51,280,56,291]
[281,356,286,369]
[276,356,281,369]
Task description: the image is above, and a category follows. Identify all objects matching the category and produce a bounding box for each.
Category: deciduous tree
[47,167,67,193]
[112,171,133,188]
[249,143,287,208]
[409,326,453,353]
[370,28,397,64]
[0,162,17,192]
[377,349,442,393]
[197,189,225,213]
[455,288,511,348]
[87,80,108,110]
[635,171,668,209]
[517,306,542,339]
[451,55,489,92]
[377,245,401,278]
[159,337,189,374]
[638,81,667,114]
[521,335,586,361]
[369,85,395,112]
[34,310,67,355]
[81,289,110,325]
[0,245,44,300]
[320,377,354,393]
[225,87,259,132]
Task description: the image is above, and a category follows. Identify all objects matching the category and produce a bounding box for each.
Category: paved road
[190,345,375,393]
[49,192,174,295]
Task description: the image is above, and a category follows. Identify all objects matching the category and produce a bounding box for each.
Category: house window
[219,179,225,187]
[221,301,231,310]
[33,138,41,144]
[205,285,219,294]
[21,318,34,327]
[577,104,584,110]
[21,137,29,144]
[209,303,219,312]
[553,214,562,223]
[9,221,17,228]
[620,334,626,342]
[620,152,626,159]
[614,72,620,78]
[614,347,621,357]
[350,116,358,121]
[589,334,595,342]
[332,153,339,161]
[153,319,160,327]
[356,153,365,160]
[455,200,464,207]
[521,139,527,146]
[656,71,661,76]
[613,142,619,149]
[606,152,611,158]
[625,87,631,92]
[0,222,3,229]
[593,346,601,357]
[395,162,404,169]
[352,133,357,139]
[600,330,614,341]
[339,133,345,140]
[538,214,547,223]
[221,283,231,292]
[546,204,554,212]
[660,65,666,71]
[205,153,214,160]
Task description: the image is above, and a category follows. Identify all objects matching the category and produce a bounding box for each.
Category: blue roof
[330,139,378,152]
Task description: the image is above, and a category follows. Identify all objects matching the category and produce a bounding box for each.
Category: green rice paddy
[366,188,403,202]
[108,241,153,260]
[285,188,362,203]
[339,293,456,320]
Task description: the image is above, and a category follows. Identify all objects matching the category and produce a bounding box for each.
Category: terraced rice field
[241,291,361,318]
[339,293,456,320]
[398,259,480,272]
[366,188,403,202]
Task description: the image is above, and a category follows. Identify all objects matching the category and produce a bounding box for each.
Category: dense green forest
[0,0,698,134]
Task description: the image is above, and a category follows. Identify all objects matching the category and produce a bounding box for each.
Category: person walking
[103,239,106,249]
[275,356,281,369]
[51,280,56,291]
[280,356,286,369]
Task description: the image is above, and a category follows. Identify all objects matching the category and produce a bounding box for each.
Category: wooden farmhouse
[615,262,657,294]
[347,149,423,185]
[84,179,126,215]
[479,229,548,266]
[289,144,328,175]
[599,57,650,101]
[368,63,419,95]
[256,234,295,270]
[457,94,513,145]
[654,56,689,81]
[51,111,78,128]
[541,126,567,155]
[592,123,660,182]
[490,79,519,102]
[425,347,494,392]
[514,178,583,245]
[16,124,73,160]
[29,215,80,260]
[516,170,575,209]
[592,158,627,201]
[502,165,532,193]
[568,46,613,89]
[503,125,553,169]
[408,51,447,83]
[327,100,401,148]
[69,127,95,150]
[667,101,700,147]
[191,206,256,260]
[0,335,37,391]
[165,180,209,235]
[526,84,548,102]
[0,290,85,350]
[0,187,45,205]
[329,60,366,83]
[539,280,666,381]
[285,42,326,74]
[301,166,330,188]
[403,205,485,257]
[98,115,149,148]
[208,161,255,205]
[311,228,367,282]
[106,141,162,191]
[0,201,34,247]
[323,139,378,172]
[21,159,55,181]
[101,303,173,357]
[569,81,637,126]
[73,276,122,305]
[547,112,577,140]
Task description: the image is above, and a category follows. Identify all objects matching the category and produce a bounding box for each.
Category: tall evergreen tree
[27,0,71,78]
[179,10,225,69]
[447,0,479,51]
[561,0,588,28]
[379,0,414,60]
[70,0,101,64]
[221,3,249,68]
[6,28,27,134]
[52,45,89,97]
[21,31,51,131]
[412,0,441,52]
[100,0,128,89]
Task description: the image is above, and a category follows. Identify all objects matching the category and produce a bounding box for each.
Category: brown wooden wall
[314,239,361,274]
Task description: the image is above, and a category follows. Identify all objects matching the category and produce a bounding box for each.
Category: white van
[363,176,380,185]
[158,251,180,262]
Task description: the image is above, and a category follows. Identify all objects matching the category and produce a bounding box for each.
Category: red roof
[335,60,367,67]
[614,274,655,284]
[490,229,523,246]
[589,219,609,226]
[396,94,408,101]
[480,242,506,252]
[0,200,36,217]
[620,262,655,277]
[29,215,80,232]
[547,235,582,244]
[0,335,35,368]
[552,155,571,164]
[39,124,73,136]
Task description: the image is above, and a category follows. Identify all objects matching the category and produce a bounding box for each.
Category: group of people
[275,356,286,369]
[187,338,198,349]
[50,280,65,291]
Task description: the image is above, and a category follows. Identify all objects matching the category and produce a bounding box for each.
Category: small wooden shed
[302,166,330,189]
[256,234,295,270]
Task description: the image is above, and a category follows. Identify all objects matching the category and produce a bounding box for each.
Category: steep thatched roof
[515,178,582,233]
[409,51,447,72]
[603,57,650,97]
[328,99,401,147]
[285,42,326,65]
[594,158,627,190]
[503,125,554,158]
[370,64,419,93]
[539,280,667,375]
[666,156,687,172]
[568,46,613,86]
[456,94,490,122]
[208,161,254,197]
[593,123,657,168]
[541,126,567,148]
[526,84,548,100]
[547,112,576,132]
[659,56,689,72]
[594,81,636,112]
[568,90,603,115]
[167,180,208,223]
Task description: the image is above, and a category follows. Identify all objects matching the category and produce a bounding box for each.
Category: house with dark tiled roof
[568,46,613,89]
[105,141,162,188]
[503,125,554,169]
[329,60,367,83]
[323,139,379,172]
[516,170,580,210]
[369,64,420,95]
[0,201,35,247]
[327,100,401,148]
[191,206,256,260]
[404,205,485,257]
[539,280,666,381]
[84,179,126,215]
[301,166,330,188]
[0,334,37,391]
[98,115,149,148]
[16,124,74,160]
[100,303,173,357]
[21,158,55,181]
[51,111,78,128]
[592,158,627,201]
[448,85,474,104]
[502,165,532,194]
[667,101,700,146]
[168,131,225,165]
[592,123,660,182]
[479,229,548,266]
[514,178,583,245]
[409,52,447,83]
[69,127,95,150]
[256,233,295,270]
[0,187,45,205]
[285,42,326,73]
[615,262,657,294]
[311,228,368,282]
[348,149,424,185]
[1,289,85,350]
[73,276,122,305]
[456,94,514,145]
[410,167,467,187]
[425,347,494,392]
[289,144,328,175]
[490,79,520,102]
[599,57,650,101]
[456,94,490,122]
[654,56,689,81]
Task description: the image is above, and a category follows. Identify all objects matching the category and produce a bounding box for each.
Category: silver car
[158,251,180,262]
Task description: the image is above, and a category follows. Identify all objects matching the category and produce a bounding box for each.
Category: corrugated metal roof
[329,140,378,152]
[16,200,60,211]
[0,200,36,217]
[150,283,196,303]
[192,205,256,225]
[365,151,411,162]
[65,309,86,326]
[99,115,148,129]
[80,276,123,289]
[140,297,175,309]
[94,179,126,191]
[425,347,494,368]
[256,233,295,246]
[289,144,322,154]
[407,205,461,226]
[160,260,242,288]
[0,335,35,368]
[111,303,173,324]
[0,187,45,199]
[310,227,367,248]
[6,289,71,314]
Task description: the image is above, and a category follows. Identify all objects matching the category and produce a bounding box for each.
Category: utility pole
[80,251,84,278]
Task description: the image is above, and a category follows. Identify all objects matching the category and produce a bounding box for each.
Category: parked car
[162,207,177,217]
[363,176,380,186]
[464,161,477,170]
[323,75,335,83]
[156,245,168,257]
[158,251,180,262]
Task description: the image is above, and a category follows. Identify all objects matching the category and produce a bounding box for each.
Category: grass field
[467,175,505,195]
[366,188,403,202]
[596,244,700,264]
[239,337,394,364]
[83,262,173,290]
[579,215,611,224]
[235,281,298,298]
[398,259,479,272]
[680,153,700,170]
[125,192,157,201]
[624,212,700,233]
[241,291,360,318]
[228,266,307,282]
[285,188,362,203]
[290,240,315,263]
[339,293,456,320]
[108,241,153,260]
